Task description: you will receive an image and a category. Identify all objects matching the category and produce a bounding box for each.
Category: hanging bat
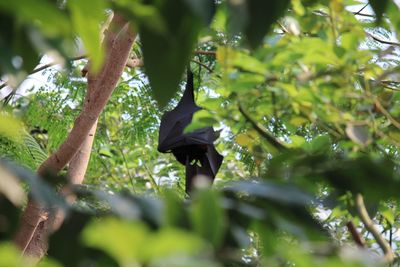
[158,70,223,193]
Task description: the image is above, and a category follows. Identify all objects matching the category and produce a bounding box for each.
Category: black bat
[158,70,223,193]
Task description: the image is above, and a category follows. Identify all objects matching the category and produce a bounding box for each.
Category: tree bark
[50,119,99,233]
[67,121,98,185]
[14,12,136,259]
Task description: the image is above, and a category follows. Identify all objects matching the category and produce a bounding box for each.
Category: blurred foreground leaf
[83,217,205,265]
[139,0,203,107]
[0,112,23,142]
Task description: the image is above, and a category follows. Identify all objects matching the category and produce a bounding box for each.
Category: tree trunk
[67,121,98,185]
[14,12,136,259]
[51,119,99,232]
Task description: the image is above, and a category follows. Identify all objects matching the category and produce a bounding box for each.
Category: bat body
[158,71,223,193]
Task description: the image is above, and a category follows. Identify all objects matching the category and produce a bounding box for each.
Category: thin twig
[32,55,86,74]
[380,82,400,91]
[314,9,398,47]
[346,220,366,247]
[238,102,286,151]
[355,194,394,263]
[352,12,375,18]
[194,50,216,56]
[118,147,135,189]
[366,32,400,47]
[354,3,369,16]
[278,21,289,34]
[191,59,214,73]
[142,161,159,192]
[0,55,87,90]
[374,100,400,130]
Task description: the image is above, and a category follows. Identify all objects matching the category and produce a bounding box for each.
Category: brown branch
[238,102,286,152]
[50,120,98,232]
[14,12,137,259]
[194,50,216,56]
[191,59,213,73]
[346,221,366,247]
[355,194,394,263]
[374,99,400,130]
[38,17,135,175]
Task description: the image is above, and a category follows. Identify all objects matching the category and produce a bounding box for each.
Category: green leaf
[114,0,166,33]
[226,181,313,206]
[68,0,106,72]
[190,190,226,248]
[0,0,73,77]
[184,0,216,25]
[288,135,306,148]
[48,212,119,267]
[228,0,291,48]
[36,257,63,267]
[163,190,188,228]
[324,156,400,202]
[386,2,400,39]
[0,0,71,37]
[369,0,389,23]
[225,181,328,241]
[0,159,67,210]
[142,228,205,260]
[83,217,205,264]
[0,112,23,142]
[184,109,218,133]
[140,0,203,107]
[0,165,26,206]
[345,123,370,146]
[13,26,39,73]
[83,218,150,264]
[23,133,48,167]
[305,135,331,154]
[0,243,23,266]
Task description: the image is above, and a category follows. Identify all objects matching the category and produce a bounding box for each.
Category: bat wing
[185,145,223,192]
[204,144,224,177]
[158,71,211,151]
[157,70,224,194]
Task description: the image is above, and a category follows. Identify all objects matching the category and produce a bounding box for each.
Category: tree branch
[346,220,365,247]
[0,55,87,91]
[14,12,137,259]
[238,102,286,152]
[355,194,394,263]
[2,49,213,92]
[374,99,400,130]
[191,59,213,73]
[194,50,216,56]
[353,3,369,16]
[366,32,400,47]
[352,12,375,18]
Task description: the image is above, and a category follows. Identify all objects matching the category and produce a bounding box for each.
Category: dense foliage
[1,0,400,266]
